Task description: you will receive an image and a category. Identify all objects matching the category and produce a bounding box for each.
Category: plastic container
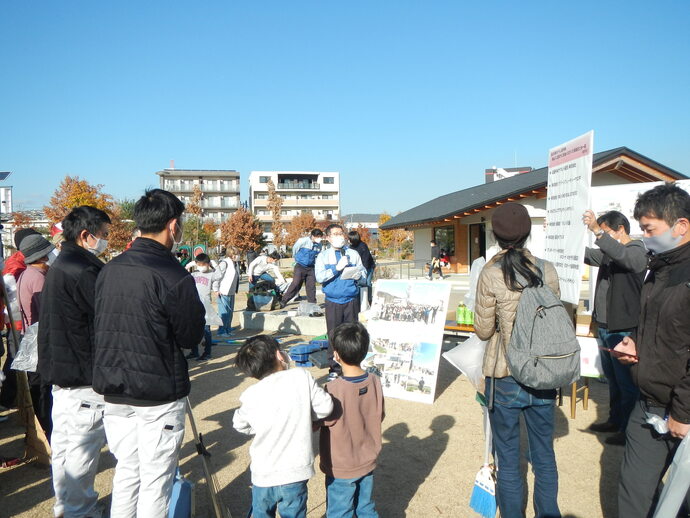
[309,339,329,350]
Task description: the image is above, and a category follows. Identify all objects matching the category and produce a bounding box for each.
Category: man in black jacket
[94,189,205,517]
[583,209,647,445]
[613,183,690,517]
[38,205,111,518]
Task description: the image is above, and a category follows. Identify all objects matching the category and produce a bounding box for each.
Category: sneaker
[185,353,199,360]
[588,421,619,433]
[604,431,626,446]
[327,372,339,382]
[197,354,211,361]
[279,300,288,309]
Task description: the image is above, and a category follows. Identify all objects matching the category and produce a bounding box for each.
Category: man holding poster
[544,131,594,304]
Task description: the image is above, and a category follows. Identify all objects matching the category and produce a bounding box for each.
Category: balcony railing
[200,200,239,209]
[277,182,320,190]
[165,183,239,193]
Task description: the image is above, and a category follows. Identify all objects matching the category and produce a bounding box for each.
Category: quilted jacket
[474,249,560,379]
[93,237,205,405]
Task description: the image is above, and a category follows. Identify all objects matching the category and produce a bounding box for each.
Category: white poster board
[363,280,451,404]
[591,180,690,238]
[579,336,604,378]
[544,131,594,304]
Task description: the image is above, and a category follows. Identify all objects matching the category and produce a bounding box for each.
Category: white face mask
[330,236,346,249]
[170,222,183,253]
[47,248,60,266]
[642,222,683,254]
[88,234,108,256]
[198,265,210,273]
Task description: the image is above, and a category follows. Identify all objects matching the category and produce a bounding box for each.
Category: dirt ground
[0,305,623,518]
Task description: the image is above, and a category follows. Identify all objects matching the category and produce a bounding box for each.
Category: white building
[249,171,340,236]
[343,213,381,239]
[155,169,241,223]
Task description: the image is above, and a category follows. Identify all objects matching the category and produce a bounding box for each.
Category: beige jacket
[474,249,560,379]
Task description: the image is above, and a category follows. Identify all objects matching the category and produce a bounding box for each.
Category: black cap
[14,228,41,249]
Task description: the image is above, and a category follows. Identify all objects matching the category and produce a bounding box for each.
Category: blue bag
[169,468,194,518]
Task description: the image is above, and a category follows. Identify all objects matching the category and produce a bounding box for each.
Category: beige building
[249,171,340,237]
[155,169,241,223]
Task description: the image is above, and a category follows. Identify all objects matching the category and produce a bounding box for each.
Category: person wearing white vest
[214,249,239,336]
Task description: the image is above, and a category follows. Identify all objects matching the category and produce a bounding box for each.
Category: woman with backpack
[474,203,563,518]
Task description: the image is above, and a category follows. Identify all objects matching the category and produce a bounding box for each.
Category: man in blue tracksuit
[315,223,367,379]
[281,228,323,307]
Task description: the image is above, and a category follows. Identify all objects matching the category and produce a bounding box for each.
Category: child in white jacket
[189,253,223,360]
[233,335,334,517]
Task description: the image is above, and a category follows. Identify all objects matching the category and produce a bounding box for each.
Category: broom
[469,406,497,518]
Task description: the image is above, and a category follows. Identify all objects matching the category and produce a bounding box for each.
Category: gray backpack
[505,259,580,390]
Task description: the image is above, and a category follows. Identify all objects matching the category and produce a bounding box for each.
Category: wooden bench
[444,320,474,337]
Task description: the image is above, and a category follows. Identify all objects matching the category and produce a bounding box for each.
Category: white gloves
[336,256,349,271]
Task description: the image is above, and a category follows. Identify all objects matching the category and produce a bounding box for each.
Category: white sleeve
[309,374,334,420]
[232,405,254,435]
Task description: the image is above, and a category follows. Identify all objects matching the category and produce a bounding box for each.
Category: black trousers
[618,398,690,518]
[325,298,360,374]
[282,264,316,304]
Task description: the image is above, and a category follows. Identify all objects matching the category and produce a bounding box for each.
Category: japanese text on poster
[544,131,594,304]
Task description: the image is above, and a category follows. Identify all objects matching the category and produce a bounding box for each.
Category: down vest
[38,242,103,387]
[474,249,560,379]
[93,237,205,405]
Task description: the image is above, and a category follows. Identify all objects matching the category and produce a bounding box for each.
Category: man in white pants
[93,189,205,517]
[38,205,112,518]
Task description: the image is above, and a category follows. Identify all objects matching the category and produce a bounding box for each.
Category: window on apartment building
[323,177,334,184]
[259,176,270,183]
[263,223,272,232]
[255,193,268,199]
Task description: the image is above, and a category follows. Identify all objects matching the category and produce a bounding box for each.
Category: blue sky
[1,1,689,214]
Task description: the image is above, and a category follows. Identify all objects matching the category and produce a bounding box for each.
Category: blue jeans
[251,480,308,518]
[217,294,235,334]
[325,472,378,518]
[485,376,561,518]
[190,326,212,357]
[249,272,275,288]
[598,327,639,431]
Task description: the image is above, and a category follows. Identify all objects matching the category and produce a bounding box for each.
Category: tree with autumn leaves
[44,176,133,253]
[285,212,317,249]
[266,179,286,249]
[219,207,265,256]
[378,212,412,258]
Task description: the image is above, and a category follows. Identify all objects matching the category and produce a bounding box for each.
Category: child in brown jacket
[318,322,385,518]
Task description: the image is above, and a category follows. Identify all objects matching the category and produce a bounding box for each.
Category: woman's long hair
[496,234,543,291]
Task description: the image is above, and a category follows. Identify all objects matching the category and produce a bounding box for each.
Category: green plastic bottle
[456,304,464,325]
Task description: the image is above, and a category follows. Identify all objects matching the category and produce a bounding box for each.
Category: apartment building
[249,171,340,235]
[156,169,241,223]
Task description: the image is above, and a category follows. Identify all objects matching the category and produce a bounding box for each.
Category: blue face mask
[642,221,682,254]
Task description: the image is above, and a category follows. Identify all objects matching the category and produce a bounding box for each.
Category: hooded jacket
[631,241,690,423]
[93,237,205,405]
[474,249,560,378]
